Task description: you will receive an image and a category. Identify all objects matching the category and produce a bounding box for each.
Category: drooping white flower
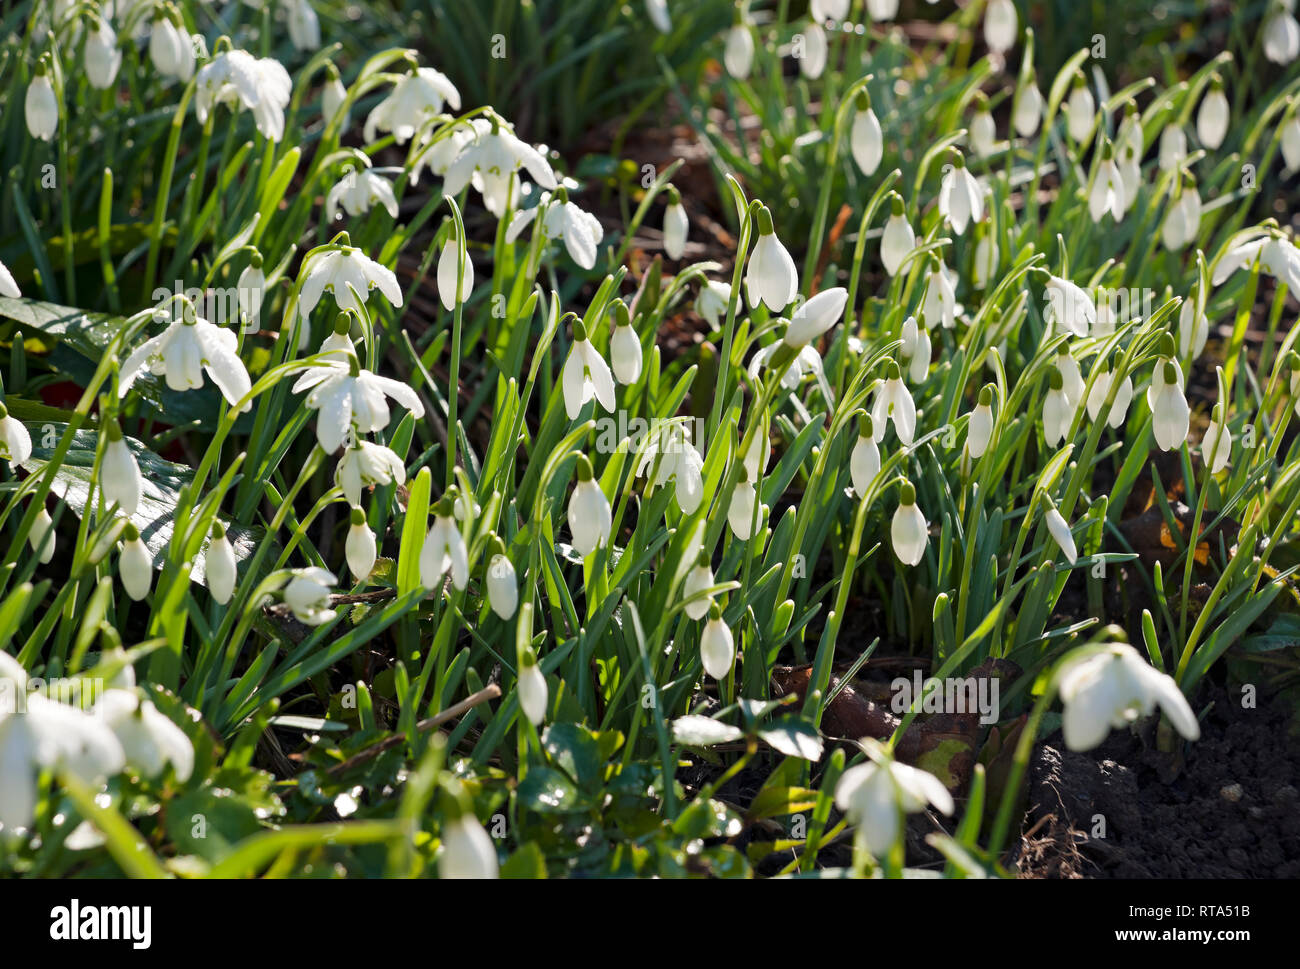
[645,0,672,33]
[663,191,688,260]
[891,479,928,566]
[1147,358,1190,452]
[880,196,916,277]
[117,525,152,601]
[1043,368,1073,447]
[1161,176,1202,251]
[195,49,292,141]
[517,647,547,725]
[811,0,850,19]
[30,506,56,565]
[437,227,474,310]
[638,424,704,515]
[871,362,917,446]
[1178,294,1208,360]
[92,685,193,783]
[345,508,376,582]
[25,67,58,142]
[149,13,195,82]
[486,548,518,620]
[1158,124,1187,171]
[206,522,237,605]
[282,567,337,624]
[700,606,735,680]
[834,741,953,858]
[1197,77,1229,150]
[973,226,999,290]
[442,119,558,218]
[421,501,470,591]
[285,0,321,51]
[968,385,995,458]
[293,354,424,453]
[745,208,798,311]
[1013,72,1043,138]
[322,70,349,129]
[237,256,265,331]
[0,403,32,467]
[1201,404,1232,473]
[984,0,1018,54]
[1085,366,1134,429]
[610,312,643,385]
[970,95,996,158]
[1043,505,1077,564]
[1056,349,1086,413]
[298,243,404,321]
[561,320,616,419]
[798,21,828,80]
[683,554,715,621]
[1211,233,1300,293]
[743,426,770,482]
[727,472,758,540]
[899,314,931,384]
[784,287,848,350]
[1044,274,1096,337]
[1282,113,1300,172]
[850,414,881,497]
[335,440,405,507]
[326,168,399,223]
[866,0,900,20]
[1065,75,1095,144]
[0,260,20,298]
[119,312,253,412]
[1057,642,1200,751]
[364,66,461,145]
[938,151,983,236]
[439,813,498,879]
[697,279,739,329]
[850,93,883,175]
[1116,103,1144,207]
[505,190,604,269]
[724,23,755,80]
[921,261,958,330]
[1089,143,1126,223]
[1265,6,1300,64]
[85,17,122,89]
[748,341,823,390]
[567,456,611,556]
[100,422,143,517]
[0,653,125,831]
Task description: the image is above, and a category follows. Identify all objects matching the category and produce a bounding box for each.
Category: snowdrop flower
[1265,3,1300,64]
[1056,348,1086,412]
[364,66,461,145]
[442,118,558,219]
[728,469,758,540]
[1201,404,1232,473]
[834,741,953,859]
[120,311,252,412]
[784,287,848,351]
[506,189,604,269]
[938,150,983,236]
[610,307,643,386]
[0,260,19,298]
[850,91,883,175]
[1089,142,1126,223]
[850,414,881,497]
[967,385,995,459]
[798,21,828,80]
[26,64,58,141]
[748,341,822,390]
[1044,274,1096,337]
[639,424,705,515]
[1042,369,1073,447]
[439,812,499,879]
[92,686,193,783]
[336,440,405,506]
[724,22,755,80]
[1043,503,1077,565]
[1013,71,1043,138]
[0,653,125,831]
[645,0,672,33]
[282,567,337,625]
[298,242,404,321]
[1161,175,1202,252]
[195,49,292,141]
[921,260,958,330]
[345,508,376,582]
[663,188,688,260]
[899,315,931,384]
[486,541,518,620]
[970,93,996,158]
[743,426,770,482]
[1289,352,1300,416]
[561,320,616,420]
[237,255,265,330]
[1065,74,1095,145]
[1197,76,1229,150]
[285,0,320,51]
[1148,357,1190,452]
[1085,365,1134,429]
[1282,113,1300,172]
[421,498,469,591]
[293,354,424,453]
[972,223,999,289]
[683,552,715,621]
[206,523,237,604]
[1178,293,1208,360]
[1158,124,1187,172]
[322,66,349,129]
[872,362,916,446]
[745,207,798,311]
[149,12,195,82]
[100,420,142,516]
[29,506,56,564]
[85,17,122,89]
[880,196,916,277]
[1116,102,1144,207]
[517,646,547,725]
[697,279,738,329]
[0,403,31,467]
[700,605,735,680]
[1057,642,1199,751]
[984,0,1018,55]
[568,456,611,556]
[891,479,928,566]
[867,0,900,20]
[811,0,850,19]
[117,525,152,601]
[1211,232,1300,292]
[326,168,399,223]
[437,226,474,311]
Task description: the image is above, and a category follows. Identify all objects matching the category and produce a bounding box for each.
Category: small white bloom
[568,457,611,556]
[439,814,498,879]
[871,364,917,446]
[799,22,828,80]
[326,168,399,223]
[1266,7,1300,64]
[683,557,715,621]
[697,279,738,329]
[984,0,1018,54]
[1043,370,1073,447]
[336,441,405,507]
[727,475,758,540]
[506,190,604,269]
[880,197,916,277]
[1116,105,1144,207]
[206,523,238,604]
[298,244,404,321]
[1044,275,1097,337]
[973,229,999,290]
[517,650,547,725]
[834,743,953,858]
[1058,642,1200,751]
[345,509,377,582]
[1197,79,1229,150]
[120,313,253,412]
[195,50,292,141]
[745,209,798,311]
[420,506,469,590]
[970,104,996,158]
[1089,146,1126,223]
[283,567,337,625]
[968,388,994,458]
[784,287,848,350]
[293,356,424,453]
[638,424,705,515]
[100,425,143,516]
[118,527,153,601]
[850,416,881,497]
[1147,358,1190,452]
[663,197,688,260]
[867,0,900,20]
[561,321,616,419]
[724,23,755,80]
[149,14,195,82]
[25,70,58,141]
[1211,233,1300,292]
[938,151,983,236]
[237,259,265,330]
[645,0,672,33]
[1044,506,1077,564]
[899,315,932,384]
[921,262,958,330]
[322,72,349,129]
[93,687,193,782]
[743,427,770,482]
[1085,366,1134,430]
[85,17,122,89]
[610,318,643,385]
[850,98,884,175]
[1161,178,1202,252]
[1201,405,1231,473]
[285,0,321,51]
[486,551,518,620]
[890,480,928,566]
[700,610,735,680]
[1066,77,1095,144]
[1282,114,1300,172]
[0,259,20,298]
[1158,124,1187,172]
[364,66,461,145]
[811,0,850,19]
[0,403,32,467]
[30,506,56,564]
[1013,74,1043,138]
[442,119,558,219]
[436,229,474,310]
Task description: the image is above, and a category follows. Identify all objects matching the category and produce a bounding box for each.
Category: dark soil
[1017,685,1300,878]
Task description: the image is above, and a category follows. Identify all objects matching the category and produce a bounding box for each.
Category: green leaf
[671,715,743,746]
[516,767,583,814]
[758,717,824,761]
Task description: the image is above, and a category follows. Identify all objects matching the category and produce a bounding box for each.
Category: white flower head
[1044,274,1096,337]
[195,49,292,142]
[93,685,194,782]
[1043,367,1073,447]
[506,189,604,269]
[798,21,828,80]
[880,195,916,277]
[285,0,321,51]
[1266,5,1300,64]
[437,226,474,310]
[206,522,238,605]
[850,413,882,497]
[1085,365,1134,430]
[345,507,377,582]
[637,423,704,515]
[1159,124,1187,171]
[26,65,58,141]
[85,17,123,89]
[871,361,916,446]
[517,647,547,725]
[724,22,755,80]
[785,287,848,350]
[335,440,405,507]
[663,189,689,260]
[970,93,997,158]
[967,385,995,459]
[119,310,253,413]
[442,117,558,219]
[891,479,928,566]
[0,401,32,467]
[561,319,616,419]
[745,207,798,311]
[938,150,983,236]
[282,567,337,625]
[834,739,953,858]
[697,279,739,329]
[439,812,499,879]
[568,455,612,556]
[421,499,470,591]
[293,352,424,453]
[326,167,399,223]
[1089,142,1127,223]
[298,241,404,322]
[1281,113,1300,173]
[1201,404,1232,474]
[850,91,883,175]
[700,605,735,680]
[1066,74,1096,144]
[1147,354,1190,452]
[1161,175,1202,252]
[486,546,518,620]
[364,65,461,145]
[1043,504,1077,564]
[984,0,1018,55]
[1013,72,1043,138]
[899,314,932,384]
[100,421,143,516]
[1196,76,1229,150]
[609,302,642,385]
[149,12,195,82]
